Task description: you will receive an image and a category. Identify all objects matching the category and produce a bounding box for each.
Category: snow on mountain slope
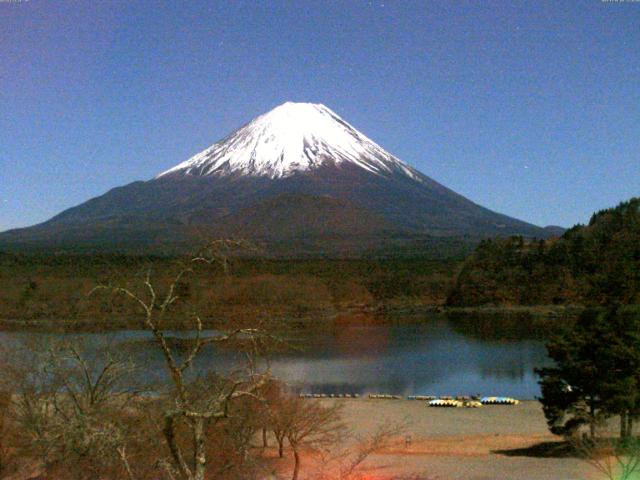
[0,101,554,254]
[157,102,420,180]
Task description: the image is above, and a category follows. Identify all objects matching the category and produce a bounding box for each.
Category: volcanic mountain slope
[0,102,552,254]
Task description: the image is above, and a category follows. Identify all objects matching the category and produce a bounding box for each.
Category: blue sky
[1,0,638,231]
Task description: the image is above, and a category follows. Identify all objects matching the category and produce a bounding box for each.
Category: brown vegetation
[0,243,403,479]
[0,253,458,330]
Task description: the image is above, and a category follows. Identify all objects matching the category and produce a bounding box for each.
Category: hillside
[447,198,640,306]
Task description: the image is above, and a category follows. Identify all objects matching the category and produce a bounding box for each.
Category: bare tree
[0,340,144,480]
[263,380,290,458]
[282,397,346,480]
[94,240,273,480]
[312,421,405,480]
[0,240,403,480]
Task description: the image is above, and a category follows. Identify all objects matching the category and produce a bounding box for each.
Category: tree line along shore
[0,197,637,332]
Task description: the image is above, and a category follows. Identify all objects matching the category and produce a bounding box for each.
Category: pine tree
[536,307,640,439]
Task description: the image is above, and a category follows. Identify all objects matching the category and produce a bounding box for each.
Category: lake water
[0,317,552,399]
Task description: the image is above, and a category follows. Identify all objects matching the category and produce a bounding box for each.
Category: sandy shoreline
[311,399,596,480]
[0,398,602,480]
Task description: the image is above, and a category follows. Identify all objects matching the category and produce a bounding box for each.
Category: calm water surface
[0,317,551,399]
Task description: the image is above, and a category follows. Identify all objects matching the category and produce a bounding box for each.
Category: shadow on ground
[493,441,582,458]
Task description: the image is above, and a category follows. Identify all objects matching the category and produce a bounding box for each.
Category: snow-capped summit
[157,102,419,180]
[0,101,553,254]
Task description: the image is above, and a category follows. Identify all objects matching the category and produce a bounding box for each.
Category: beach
[310,399,596,480]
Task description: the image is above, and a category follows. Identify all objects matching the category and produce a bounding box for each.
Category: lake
[0,316,552,399]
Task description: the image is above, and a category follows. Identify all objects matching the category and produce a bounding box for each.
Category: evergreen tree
[448,197,640,306]
[536,307,640,439]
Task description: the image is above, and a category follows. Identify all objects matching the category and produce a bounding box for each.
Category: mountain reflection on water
[0,315,552,399]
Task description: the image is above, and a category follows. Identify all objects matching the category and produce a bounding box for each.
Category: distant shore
[0,303,585,333]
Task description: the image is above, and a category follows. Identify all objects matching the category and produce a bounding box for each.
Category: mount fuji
[0,102,553,255]
[157,102,420,181]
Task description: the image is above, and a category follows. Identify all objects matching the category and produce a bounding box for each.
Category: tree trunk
[163,414,192,479]
[116,446,135,480]
[193,417,207,480]
[291,448,301,480]
[628,415,634,437]
[621,411,628,439]
[263,427,268,448]
[278,438,284,458]
[589,402,596,439]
